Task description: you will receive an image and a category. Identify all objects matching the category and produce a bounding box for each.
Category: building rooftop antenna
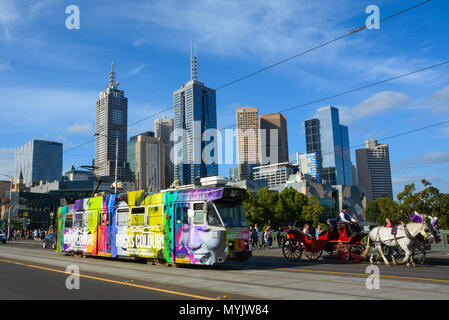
[190,42,198,81]
[108,61,117,88]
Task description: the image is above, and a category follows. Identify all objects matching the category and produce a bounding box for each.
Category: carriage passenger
[303,224,312,238]
[315,225,323,238]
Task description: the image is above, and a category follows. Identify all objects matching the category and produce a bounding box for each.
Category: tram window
[192,211,206,226]
[130,207,145,226]
[116,209,129,227]
[148,206,162,226]
[74,213,83,228]
[213,202,248,227]
[65,216,73,228]
[176,206,189,225]
[87,212,95,228]
[207,203,223,227]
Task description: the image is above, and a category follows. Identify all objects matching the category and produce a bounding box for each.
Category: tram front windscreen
[213,202,248,227]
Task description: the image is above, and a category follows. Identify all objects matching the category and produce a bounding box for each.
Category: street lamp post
[0,174,13,240]
[93,132,118,194]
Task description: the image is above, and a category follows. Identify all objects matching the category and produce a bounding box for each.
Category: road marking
[276,267,449,284]
[0,259,216,300]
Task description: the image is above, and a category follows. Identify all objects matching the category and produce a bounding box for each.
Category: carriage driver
[338,205,360,235]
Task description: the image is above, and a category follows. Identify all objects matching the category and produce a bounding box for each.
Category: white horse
[365,223,434,267]
[410,221,441,264]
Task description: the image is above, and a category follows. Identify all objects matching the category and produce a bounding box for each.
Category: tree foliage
[242,187,327,228]
[366,179,449,229]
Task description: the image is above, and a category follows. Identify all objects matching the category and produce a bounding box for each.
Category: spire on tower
[108,61,118,88]
[190,42,198,81]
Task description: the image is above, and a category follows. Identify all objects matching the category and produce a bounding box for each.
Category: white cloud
[339,91,411,125]
[0,62,12,72]
[129,64,146,76]
[66,123,93,135]
[425,84,449,114]
[132,38,147,47]
[403,152,449,165]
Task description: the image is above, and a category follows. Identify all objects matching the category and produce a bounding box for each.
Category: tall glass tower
[173,46,218,185]
[15,140,63,186]
[305,106,352,185]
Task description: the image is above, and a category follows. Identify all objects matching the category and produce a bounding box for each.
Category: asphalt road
[1,240,449,300]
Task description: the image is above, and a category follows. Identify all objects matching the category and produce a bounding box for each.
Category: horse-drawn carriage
[282,221,368,264]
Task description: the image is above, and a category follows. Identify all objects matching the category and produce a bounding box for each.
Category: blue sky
[0,0,448,198]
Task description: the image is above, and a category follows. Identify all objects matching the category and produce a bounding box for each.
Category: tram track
[1,244,448,299]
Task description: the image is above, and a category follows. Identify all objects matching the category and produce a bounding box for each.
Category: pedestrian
[264,225,272,248]
[253,224,260,248]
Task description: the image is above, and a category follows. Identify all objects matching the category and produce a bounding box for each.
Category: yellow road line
[276,267,449,284]
[0,259,215,300]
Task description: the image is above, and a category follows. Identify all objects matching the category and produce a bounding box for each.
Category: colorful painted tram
[56,187,251,265]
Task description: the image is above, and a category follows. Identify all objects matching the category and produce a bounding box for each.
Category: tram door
[174,203,189,263]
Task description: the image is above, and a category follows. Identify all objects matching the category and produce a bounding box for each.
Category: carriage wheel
[351,244,367,263]
[282,239,303,261]
[305,249,323,261]
[333,244,350,264]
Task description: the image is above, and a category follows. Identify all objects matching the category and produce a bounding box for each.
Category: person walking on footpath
[253,224,260,249]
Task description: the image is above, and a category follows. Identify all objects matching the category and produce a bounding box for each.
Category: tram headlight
[228,241,234,250]
[244,240,249,250]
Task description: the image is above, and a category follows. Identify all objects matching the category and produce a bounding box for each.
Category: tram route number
[179,304,269,317]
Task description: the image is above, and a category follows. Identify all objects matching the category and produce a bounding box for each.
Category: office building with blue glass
[15,140,63,186]
[305,106,352,186]
[173,49,218,185]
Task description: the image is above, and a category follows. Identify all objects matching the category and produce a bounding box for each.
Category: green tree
[301,196,322,227]
[274,187,308,225]
[366,199,380,223]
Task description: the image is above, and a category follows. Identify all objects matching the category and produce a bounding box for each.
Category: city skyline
[0,1,449,198]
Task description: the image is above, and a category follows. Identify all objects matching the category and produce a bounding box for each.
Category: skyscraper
[305,106,352,185]
[154,116,174,189]
[15,140,63,186]
[173,46,218,185]
[128,131,154,183]
[135,135,165,192]
[296,152,321,182]
[355,138,393,201]
[236,107,259,181]
[94,62,130,182]
[259,113,289,165]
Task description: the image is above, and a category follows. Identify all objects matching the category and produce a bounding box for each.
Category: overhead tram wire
[63,0,433,155]
[61,58,449,157]
[214,0,433,90]
[218,59,449,131]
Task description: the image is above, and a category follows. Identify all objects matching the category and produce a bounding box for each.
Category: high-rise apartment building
[236,107,259,181]
[135,135,165,192]
[296,152,321,182]
[173,48,218,185]
[94,62,130,182]
[259,113,289,166]
[15,140,63,186]
[128,131,154,183]
[154,116,174,189]
[305,106,352,185]
[355,138,393,201]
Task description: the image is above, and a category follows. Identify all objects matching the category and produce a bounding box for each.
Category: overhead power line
[62,0,433,155]
[218,59,449,130]
[214,0,433,90]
